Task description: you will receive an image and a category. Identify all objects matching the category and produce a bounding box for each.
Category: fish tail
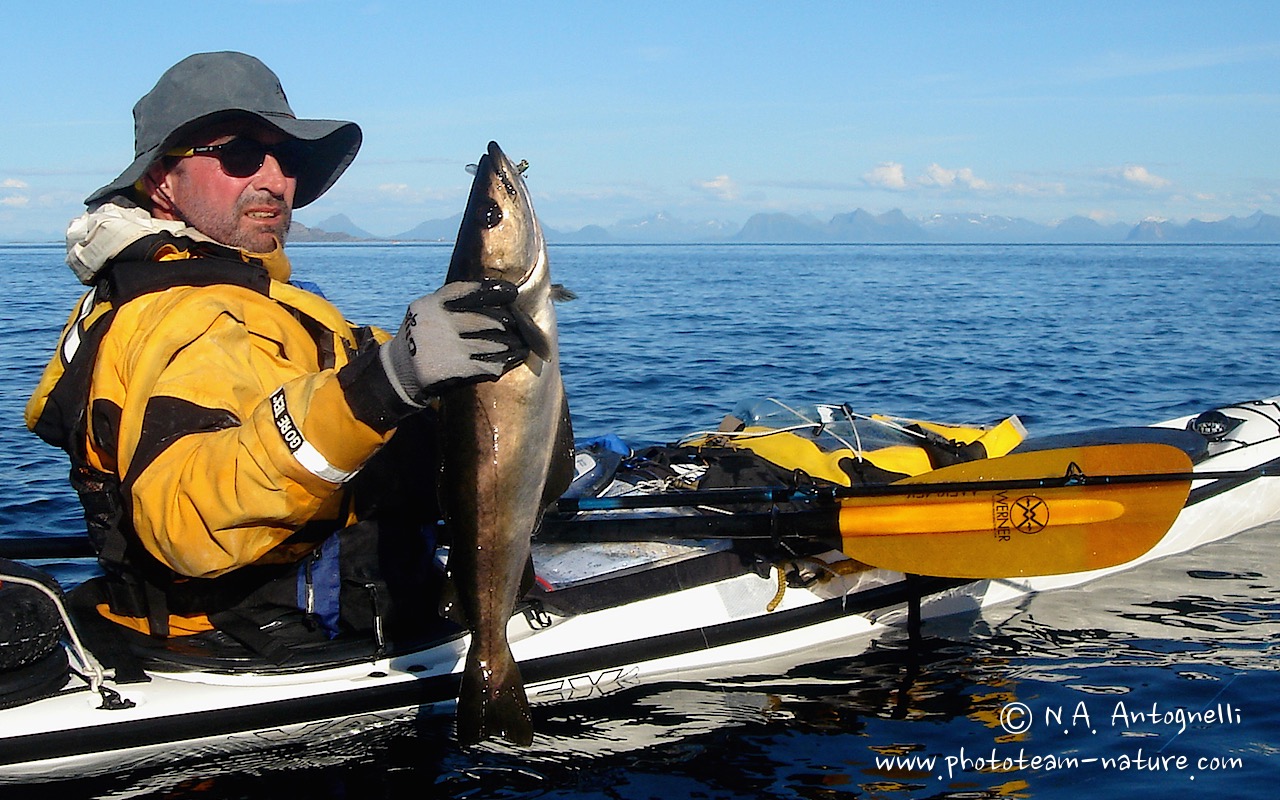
[456,645,533,746]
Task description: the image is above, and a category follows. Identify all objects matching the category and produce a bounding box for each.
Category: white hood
[65,202,222,285]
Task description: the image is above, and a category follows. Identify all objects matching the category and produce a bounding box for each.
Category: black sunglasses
[165,137,310,179]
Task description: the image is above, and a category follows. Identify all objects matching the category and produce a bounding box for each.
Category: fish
[438,141,575,746]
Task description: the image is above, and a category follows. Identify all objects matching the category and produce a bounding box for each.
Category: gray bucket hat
[85,51,361,209]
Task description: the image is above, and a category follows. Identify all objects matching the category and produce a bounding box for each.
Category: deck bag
[0,559,70,708]
[687,400,1026,487]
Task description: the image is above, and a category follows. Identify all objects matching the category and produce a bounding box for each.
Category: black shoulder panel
[105,258,271,304]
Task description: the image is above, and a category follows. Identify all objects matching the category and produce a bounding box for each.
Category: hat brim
[85,111,362,210]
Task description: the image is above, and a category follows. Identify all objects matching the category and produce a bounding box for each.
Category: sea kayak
[2,396,1279,783]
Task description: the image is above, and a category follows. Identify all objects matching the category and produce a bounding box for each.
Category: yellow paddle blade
[839,443,1193,578]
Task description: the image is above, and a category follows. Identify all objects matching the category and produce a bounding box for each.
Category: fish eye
[482,200,504,229]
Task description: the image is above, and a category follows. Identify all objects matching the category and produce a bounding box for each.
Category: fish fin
[511,307,553,361]
[457,642,533,746]
[551,283,577,302]
[542,396,577,506]
[519,554,537,598]
[438,573,469,628]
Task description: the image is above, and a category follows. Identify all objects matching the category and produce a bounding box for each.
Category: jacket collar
[66,200,292,285]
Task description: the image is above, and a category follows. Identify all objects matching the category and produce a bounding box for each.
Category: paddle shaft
[4,467,1261,561]
[0,445,1239,570]
[556,466,1263,513]
[0,483,1155,560]
[542,509,840,543]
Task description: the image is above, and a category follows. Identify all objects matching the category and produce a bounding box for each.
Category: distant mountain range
[290,209,1280,245]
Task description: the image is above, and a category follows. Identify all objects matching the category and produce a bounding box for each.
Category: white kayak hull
[3,398,1279,782]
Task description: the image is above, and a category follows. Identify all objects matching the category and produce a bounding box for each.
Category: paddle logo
[993,490,1049,539]
[1012,495,1049,534]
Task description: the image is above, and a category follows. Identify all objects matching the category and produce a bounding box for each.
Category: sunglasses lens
[272,141,308,178]
[216,139,307,178]
[218,139,269,178]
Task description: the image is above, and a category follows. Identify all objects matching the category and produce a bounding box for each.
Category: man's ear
[141,162,179,219]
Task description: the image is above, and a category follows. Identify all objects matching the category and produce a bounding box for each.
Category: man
[25,52,527,659]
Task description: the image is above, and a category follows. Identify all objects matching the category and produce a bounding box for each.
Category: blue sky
[3,2,1278,240]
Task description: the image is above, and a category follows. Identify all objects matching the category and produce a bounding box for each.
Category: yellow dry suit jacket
[26,228,426,638]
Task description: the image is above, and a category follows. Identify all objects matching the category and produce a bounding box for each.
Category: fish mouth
[492,162,520,201]
[484,141,531,203]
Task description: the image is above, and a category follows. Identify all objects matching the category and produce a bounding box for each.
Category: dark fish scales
[439,141,574,746]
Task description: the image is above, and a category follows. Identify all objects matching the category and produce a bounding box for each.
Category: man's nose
[254,154,295,199]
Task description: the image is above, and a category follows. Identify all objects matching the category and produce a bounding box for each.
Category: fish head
[446,141,546,291]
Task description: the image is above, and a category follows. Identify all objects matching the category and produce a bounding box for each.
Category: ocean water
[0,242,1277,797]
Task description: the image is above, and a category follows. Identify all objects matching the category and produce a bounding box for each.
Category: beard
[178,191,292,253]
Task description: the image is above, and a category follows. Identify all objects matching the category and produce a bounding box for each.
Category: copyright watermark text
[873,698,1247,781]
[997,699,1242,736]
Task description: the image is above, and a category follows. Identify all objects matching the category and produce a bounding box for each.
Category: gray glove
[380,279,529,404]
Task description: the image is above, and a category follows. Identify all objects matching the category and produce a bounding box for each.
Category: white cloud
[920,163,957,188]
[919,163,991,191]
[1120,165,1172,190]
[863,162,908,190]
[695,174,739,201]
[864,162,1001,193]
[2,179,29,189]
[1,196,29,207]
[1009,180,1067,197]
[378,183,412,195]
[954,168,990,191]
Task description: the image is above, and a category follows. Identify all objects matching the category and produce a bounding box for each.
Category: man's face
[146,121,298,253]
